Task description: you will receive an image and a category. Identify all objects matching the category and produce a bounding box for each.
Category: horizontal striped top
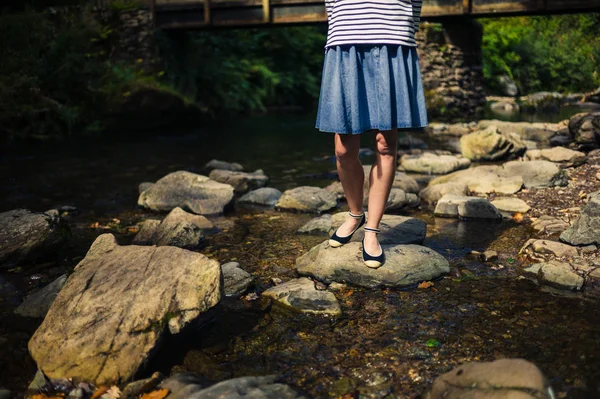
[325,0,423,48]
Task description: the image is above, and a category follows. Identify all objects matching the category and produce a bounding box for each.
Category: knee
[375,134,396,157]
[335,145,358,164]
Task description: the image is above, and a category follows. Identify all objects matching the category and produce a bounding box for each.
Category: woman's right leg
[334,133,365,236]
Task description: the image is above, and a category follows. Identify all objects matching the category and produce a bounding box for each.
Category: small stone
[132,219,161,245]
[482,250,498,262]
[276,186,337,213]
[532,215,570,234]
[328,282,346,291]
[534,260,585,291]
[121,372,163,398]
[221,262,254,297]
[419,182,468,205]
[491,197,531,213]
[525,147,587,168]
[561,194,600,245]
[435,194,501,219]
[67,388,83,399]
[238,188,282,206]
[400,152,471,175]
[28,370,49,392]
[208,169,268,194]
[297,214,332,235]
[15,275,67,318]
[262,278,341,316]
[205,159,244,172]
[580,245,597,254]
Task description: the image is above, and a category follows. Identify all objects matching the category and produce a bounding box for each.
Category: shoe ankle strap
[349,211,365,218]
[364,227,380,234]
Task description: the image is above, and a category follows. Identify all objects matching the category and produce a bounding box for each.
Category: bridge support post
[417,17,486,121]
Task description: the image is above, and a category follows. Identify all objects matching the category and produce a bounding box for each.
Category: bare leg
[334,133,365,236]
[365,129,398,254]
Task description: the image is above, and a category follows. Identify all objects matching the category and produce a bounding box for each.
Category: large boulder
[276,186,337,213]
[525,147,587,168]
[238,188,282,206]
[330,213,426,245]
[424,359,554,399]
[460,125,527,162]
[296,242,449,288]
[15,275,66,318]
[159,374,304,399]
[0,209,68,268]
[208,169,268,194]
[137,171,234,215]
[262,278,341,316]
[560,194,600,245]
[400,153,471,175]
[502,160,568,188]
[569,111,600,147]
[28,234,221,385]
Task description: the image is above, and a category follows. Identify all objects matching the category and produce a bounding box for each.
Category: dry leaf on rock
[418,281,434,289]
[100,386,121,399]
[140,389,170,399]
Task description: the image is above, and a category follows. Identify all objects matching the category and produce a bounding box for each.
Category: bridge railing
[151,0,600,29]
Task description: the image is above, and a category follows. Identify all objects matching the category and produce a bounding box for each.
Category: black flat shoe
[329,211,366,248]
[362,226,384,268]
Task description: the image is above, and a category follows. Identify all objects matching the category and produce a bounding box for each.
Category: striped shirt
[324,0,423,48]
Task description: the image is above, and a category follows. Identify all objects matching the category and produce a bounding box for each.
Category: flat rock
[503,160,567,188]
[205,159,244,172]
[330,213,426,245]
[0,209,68,268]
[262,278,341,316]
[15,275,66,318]
[276,186,337,213]
[520,239,578,258]
[297,214,332,235]
[419,183,468,205]
[296,242,450,288]
[428,165,523,195]
[400,153,471,175]
[460,125,527,162]
[221,262,254,297]
[137,171,234,215]
[208,169,268,194]
[525,147,587,168]
[159,374,304,399]
[569,112,600,147]
[560,194,600,245]
[435,195,502,219]
[491,197,531,213]
[476,119,560,136]
[524,260,584,291]
[532,215,570,234]
[28,234,221,385]
[424,358,553,399]
[238,187,282,206]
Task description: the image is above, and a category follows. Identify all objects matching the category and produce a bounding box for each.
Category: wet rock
[208,169,268,194]
[503,160,567,188]
[324,181,345,200]
[15,275,66,318]
[434,195,502,219]
[400,153,471,175]
[522,91,564,111]
[460,125,527,162]
[525,147,587,168]
[29,234,221,385]
[132,219,161,245]
[424,358,554,399]
[532,215,570,234]
[490,197,531,213]
[205,159,244,172]
[524,260,584,291]
[262,278,341,316]
[221,262,254,297]
[330,213,426,245]
[0,209,68,268]
[428,165,523,195]
[520,239,578,258]
[137,171,234,215]
[297,214,332,235]
[560,194,600,245]
[159,374,304,399]
[376,188,420,211]
[121,372,162,398]
[276,186,337,213]
[138,182,154,194]
[569,111,600,148]
[296,242,450,288]
[238,187,282,206]
[0,277,21,307]
[419,182,468,205]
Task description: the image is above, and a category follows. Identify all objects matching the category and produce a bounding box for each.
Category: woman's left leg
[364,128,398,255]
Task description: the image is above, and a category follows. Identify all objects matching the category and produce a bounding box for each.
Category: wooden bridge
[153,0,600,29]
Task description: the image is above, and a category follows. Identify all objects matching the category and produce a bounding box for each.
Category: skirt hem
[316,123,429,135]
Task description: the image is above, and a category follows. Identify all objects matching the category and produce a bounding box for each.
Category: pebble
[580,245,597,254]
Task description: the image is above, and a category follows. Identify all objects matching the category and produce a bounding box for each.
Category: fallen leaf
[90,222,100,229]
[91,387,109,399]
[418,281,434,289]
[140,389,170,399]
[100,386,121,399]
[29,395,64,399]
[343,289,354,297]
[512,212,524,223]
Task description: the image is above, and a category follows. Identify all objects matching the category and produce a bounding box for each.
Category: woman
[316,0,428,268]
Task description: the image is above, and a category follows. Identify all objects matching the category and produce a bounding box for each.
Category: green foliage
[158,26,327,115]
[481,14,600,95]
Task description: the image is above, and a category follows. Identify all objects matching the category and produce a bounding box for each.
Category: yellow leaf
[512,212,524,223]
[418,281,434,289]
[91,387,109,399]
[140,389,170,399]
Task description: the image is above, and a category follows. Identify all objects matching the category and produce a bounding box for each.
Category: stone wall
[416,19,486,122]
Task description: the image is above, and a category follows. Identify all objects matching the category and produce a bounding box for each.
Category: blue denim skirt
[315,44,428,134]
